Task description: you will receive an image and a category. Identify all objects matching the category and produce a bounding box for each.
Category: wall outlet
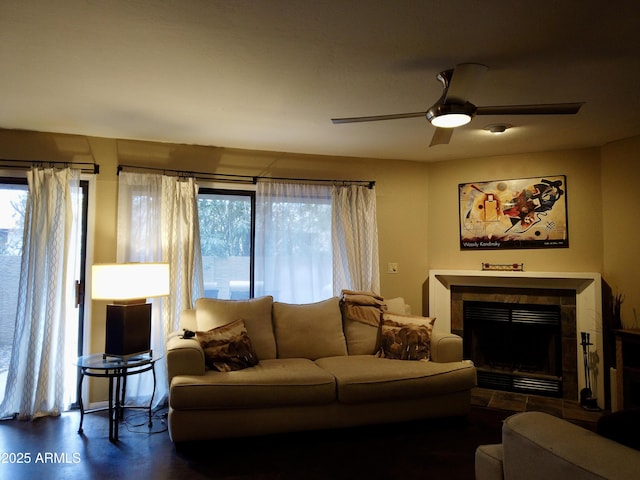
[387,262,399,274]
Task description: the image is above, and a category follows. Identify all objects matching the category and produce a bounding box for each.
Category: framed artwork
[459,175,568,250]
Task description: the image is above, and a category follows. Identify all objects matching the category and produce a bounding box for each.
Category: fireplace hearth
[463,300,563,397]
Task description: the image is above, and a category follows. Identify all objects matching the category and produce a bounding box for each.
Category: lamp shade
[92,263,170,301]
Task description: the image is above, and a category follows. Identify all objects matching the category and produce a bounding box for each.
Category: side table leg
[114,372,121,442]
[148,362,157,427]
[108,376,114,442]
[77,368,85,434]
[120,368,127,420]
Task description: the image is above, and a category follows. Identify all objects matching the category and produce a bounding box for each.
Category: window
[198,189,254,300]
[254,183,333,303]
[0,177,88,407]
[197,184,333,302]
[0,180,28,400]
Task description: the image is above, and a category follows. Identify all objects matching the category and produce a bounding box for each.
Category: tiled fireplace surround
[452,285,576,400]
[428,270,604,408]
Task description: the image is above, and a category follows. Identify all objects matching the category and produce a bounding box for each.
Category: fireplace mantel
[428,269,604,407]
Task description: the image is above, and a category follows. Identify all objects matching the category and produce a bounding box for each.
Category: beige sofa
[166,295,477,443]
[475,411,640,480]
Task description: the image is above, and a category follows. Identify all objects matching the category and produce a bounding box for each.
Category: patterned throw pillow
[196,319,259,372]
[377,313,436,361]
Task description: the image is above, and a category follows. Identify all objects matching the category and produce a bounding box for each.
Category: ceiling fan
[331,63,584,147]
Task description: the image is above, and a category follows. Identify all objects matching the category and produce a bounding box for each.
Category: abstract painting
[459,175,568,250]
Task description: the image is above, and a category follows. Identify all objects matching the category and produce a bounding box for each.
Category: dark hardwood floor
[0,405,511,480]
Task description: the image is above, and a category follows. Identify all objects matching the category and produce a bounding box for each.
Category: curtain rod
[0,159,100,174]
[117,164,256,185]
[117,164,375,189]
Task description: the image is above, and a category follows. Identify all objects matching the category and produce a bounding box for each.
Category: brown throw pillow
[196,319,259,372]
[377,313,435,361]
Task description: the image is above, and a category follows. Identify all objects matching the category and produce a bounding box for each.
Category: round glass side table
[75,352,162,442]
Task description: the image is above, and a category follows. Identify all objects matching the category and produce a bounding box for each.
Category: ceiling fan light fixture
[430,113,472,128]
[427,102,475,128]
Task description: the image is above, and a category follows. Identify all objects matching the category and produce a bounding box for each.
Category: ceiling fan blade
[445,63,488,104]
[476,102,584,116]
[331,111,425,124]
[429,127,453,147]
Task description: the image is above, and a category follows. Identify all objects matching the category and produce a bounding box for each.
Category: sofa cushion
[273,297,348,360]
[377,313,435,361]
[196,319,258,372]
[169,358,337,409]
[315,355,477,404]
[342,318,380,355]
[339,293,409,356]
[195,296,277,360]
[340,291,386,356]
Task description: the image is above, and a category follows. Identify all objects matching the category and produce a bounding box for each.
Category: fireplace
[428,269,604,407]
[463,300,563,397]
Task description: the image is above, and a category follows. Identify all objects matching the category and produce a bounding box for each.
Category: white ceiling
[1,1,639,163]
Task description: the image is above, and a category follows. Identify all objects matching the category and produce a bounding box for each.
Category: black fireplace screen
[463,301,562,396]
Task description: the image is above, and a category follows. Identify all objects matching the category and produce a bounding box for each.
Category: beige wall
[2,128,639,402]
[601,135,640,328]
[427,147,604,273]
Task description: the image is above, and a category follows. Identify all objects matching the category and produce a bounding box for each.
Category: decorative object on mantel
[459,175,568,250]
[481,263,524,271]
[613,292,625,329]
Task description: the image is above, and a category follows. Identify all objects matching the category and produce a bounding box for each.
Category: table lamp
[92,263,170,359]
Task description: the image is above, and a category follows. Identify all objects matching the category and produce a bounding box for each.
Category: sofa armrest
[475,444,504,480]
[430,331,463,363]
[501,411,640,480]
[166,334,205,383]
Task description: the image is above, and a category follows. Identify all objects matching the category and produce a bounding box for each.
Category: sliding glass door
[0,180,28,401]
[0,177,88,408]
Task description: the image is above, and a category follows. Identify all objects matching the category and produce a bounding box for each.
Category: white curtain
[159,176,204,326]
[0,168,81,420]
[117,172,203,407]
[255,182,333,303]
[332,184,380,294]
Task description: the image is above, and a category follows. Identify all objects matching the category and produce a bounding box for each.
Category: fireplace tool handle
[581,332,591,390]
[580,332,598,410]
